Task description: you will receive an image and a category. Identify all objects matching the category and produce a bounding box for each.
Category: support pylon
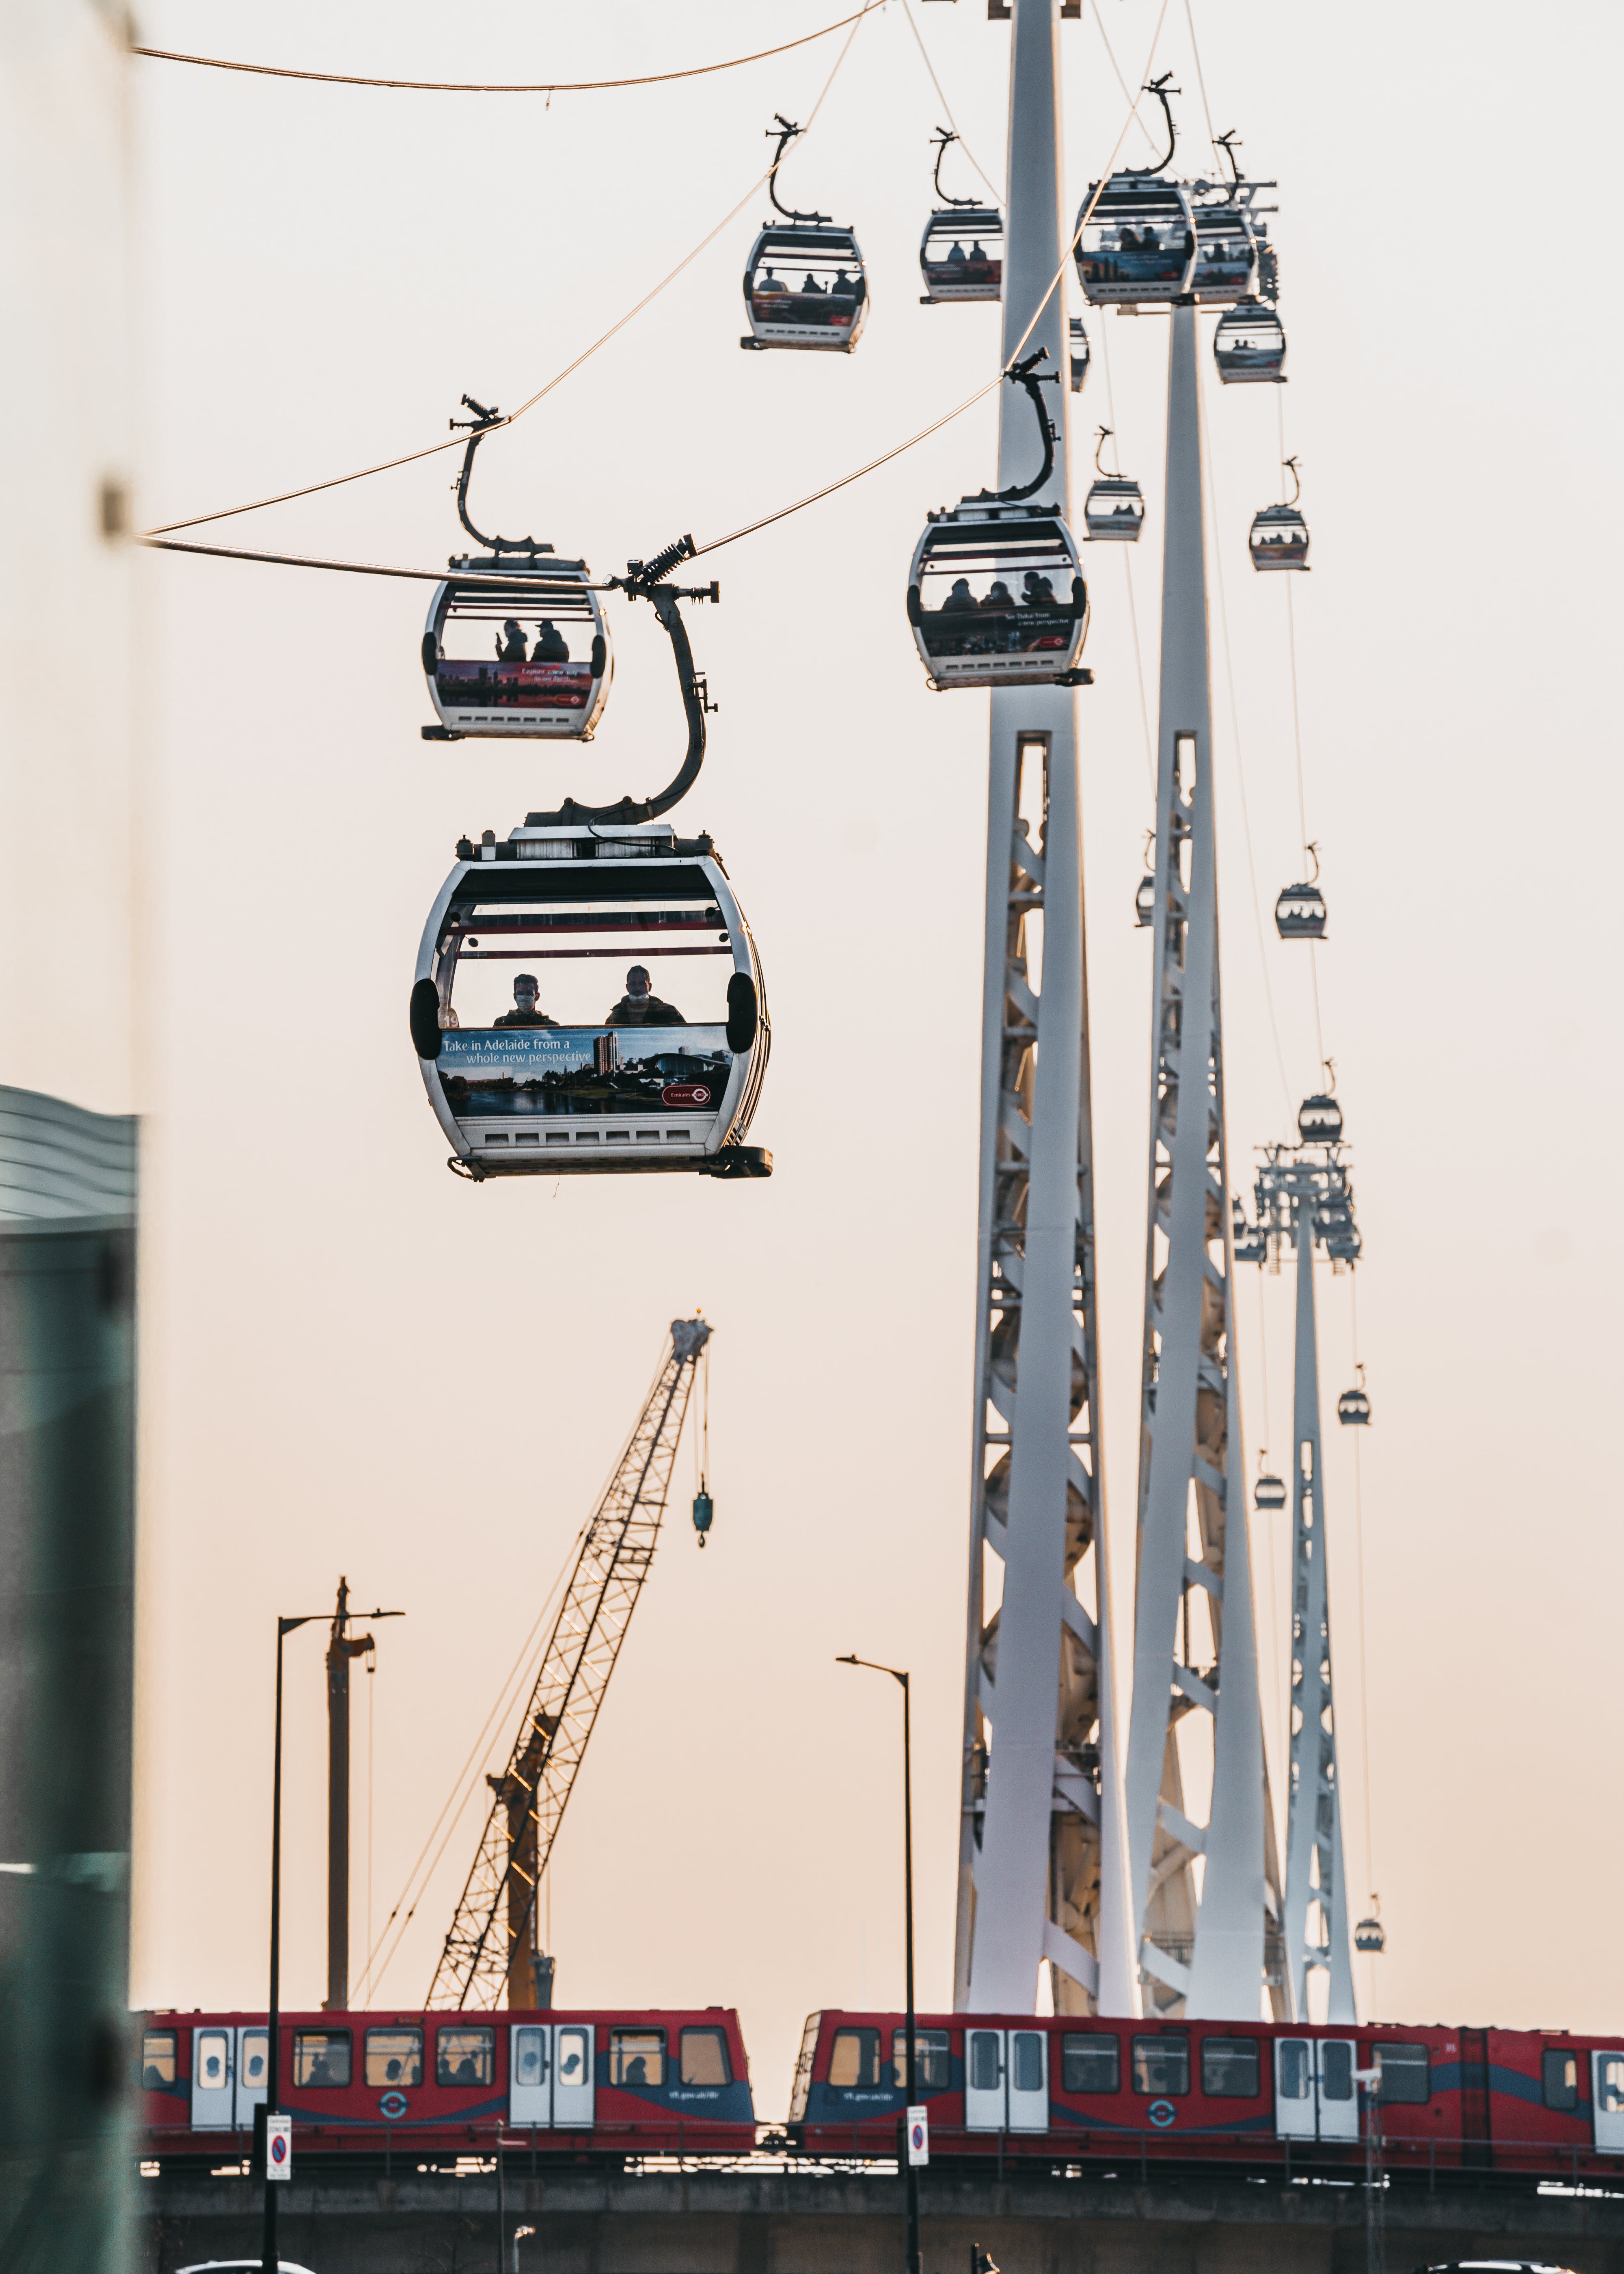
[1123,302,1284,2021]
[954,0,1133,2020]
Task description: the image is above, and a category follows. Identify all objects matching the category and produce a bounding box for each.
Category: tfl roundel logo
[661,1083,712,1107]
[378,2090,410,2120]
[1147,2099,1177,2129]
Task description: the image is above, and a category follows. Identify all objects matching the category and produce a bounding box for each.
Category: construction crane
[427,1316,712,2009]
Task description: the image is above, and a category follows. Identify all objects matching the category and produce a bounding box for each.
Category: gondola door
[1593,2051,1624,2153]
[510,2023,551,2127]
[190,2025,233,2129]
[553,2023,594,2127]
[235,2025,269,2129]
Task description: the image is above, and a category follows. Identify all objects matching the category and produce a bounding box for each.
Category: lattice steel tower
[1246,1136,1360,2019]
[1122,301,1285,2021]
[954,0,1133,2019]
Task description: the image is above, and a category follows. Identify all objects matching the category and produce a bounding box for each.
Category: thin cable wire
[132,5,885,95]
[1195,321,1294,1117]
[1350,1272,1376,1911]
[142,14,868,539]
[1087,0,1164,160]
[1179,0,1226,179]
[1096,317,1155,798]
[899,0,1002,205]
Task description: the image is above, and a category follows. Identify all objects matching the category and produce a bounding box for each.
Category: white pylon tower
[954,0,1134,2020]
[1246,1141,1359,2020]
[1122,301,1285,2021]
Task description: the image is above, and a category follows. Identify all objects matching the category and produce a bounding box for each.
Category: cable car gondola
[919,129,1002,304]
[1232,1201,1267,1265]
[1298,1091,1343,1146]
[1276,835,1326,938]
[422,399,611,743]
[410,542,771,1182]
[1337,1365,1372,1426]
[1213,298,1287,383]
[742,116,867,353]
[1084,427,1145,543]
[907,354,1088,692]
[1250,458,1310,573]
[1068,316,1090,393]
[1190,196,1259,305]
[1254,1461,1287,1512]
[1354,1909,1386,1954]
[1073,78,1195,307]
[1134,872,1155,926]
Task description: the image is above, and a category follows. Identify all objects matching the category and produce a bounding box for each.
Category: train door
[1274,2038,1358,2142]
[510,2024,551,2126]
[1593,2051,1624,2153]
[235,2027,268,2129]
[191,2026,233,2128]
[553,2024,594,2127]
[964,2028,1048,2132]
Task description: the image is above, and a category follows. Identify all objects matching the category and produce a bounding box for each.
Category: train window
[293,2031,352,2089]
[1543,2050,1579,2111]
[1599,2056,1624,2114]
[1132,2034,1190,2095]
[141,2031,177,2089]
[365,2028,423,2089]
[1201,2039,1260,2097]
[195,2032,229,2091]
[1278,2041,1311,2100]
[891,2030,950,2092]
[557,2028,590,2086]
[514,2028,548,2088]
[829,2028,882,2090]
[1320,2042,1353,2101]
[969,2033,1001,2092]
[1061,2033,1120,2094]
[680,2028,732,2087]
[610,2028,666,2087]
[1374,2043,1430,2103]
[437,2027,495,2088]
[240,2032,268,2095]
[1011,2033,1044,2094]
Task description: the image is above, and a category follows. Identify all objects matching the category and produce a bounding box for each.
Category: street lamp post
[838,1655,919,2274]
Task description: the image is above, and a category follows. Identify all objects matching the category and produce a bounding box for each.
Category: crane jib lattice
[428,1318,710,2010]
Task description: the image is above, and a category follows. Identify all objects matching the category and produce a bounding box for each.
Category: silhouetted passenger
[606,965,684,1027]
[942,578,977,612]
[531,620,569,663]
[496,620,527,663]
[495,975,560,1029]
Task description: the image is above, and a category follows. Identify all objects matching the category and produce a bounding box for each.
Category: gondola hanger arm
[1135,71,1179,176]
[766,112,831,225]
[1283,454,1303,507]
[930,125,979,210]
[985,349,1057,506]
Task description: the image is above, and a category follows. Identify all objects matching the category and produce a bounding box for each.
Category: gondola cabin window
[746,229,866,339]
[439,898,735,1035]
[1373,2043,1430,2103]
[1543,2050,1579,2110]
[437,2026,495,2088]
[365,2027,423,2089]
[680,2028,732,2087]
[610,2029,666,2087]
[1132,2034,1190,2095]
[829,2028,883,2089]
[293,2030,352,2088]
[141,2031,177,2089]
[890,2030,951,2090]
[1062,2033,1120,2093]
[1201,2039,1260,2097]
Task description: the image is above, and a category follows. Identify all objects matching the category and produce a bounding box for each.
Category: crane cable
[140,7,871,539]
[132,3,887,97]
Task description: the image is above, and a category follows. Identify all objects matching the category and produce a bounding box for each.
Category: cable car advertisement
[436,1026,732,1119]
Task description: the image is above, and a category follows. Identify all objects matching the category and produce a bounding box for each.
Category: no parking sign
[907,2106,929,2167]
[266,2112,292,2181]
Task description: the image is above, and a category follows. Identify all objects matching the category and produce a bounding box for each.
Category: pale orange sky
[12,0,1615,2123]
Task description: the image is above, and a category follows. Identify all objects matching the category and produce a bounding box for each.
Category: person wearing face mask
[605,964,684,1027]
[494,974,559,1028]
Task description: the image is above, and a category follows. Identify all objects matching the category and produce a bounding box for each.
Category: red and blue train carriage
[138,2008,754,2166]
[787,2013,1624,2179]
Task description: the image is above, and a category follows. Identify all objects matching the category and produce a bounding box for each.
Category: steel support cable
[1194,325,1295,1120]
[144,12,1168,583]
[1179,0,1227,183]
[131,3,886,95]
[1095,316,1155,797]
[355,1538,581,2002]
[898,0,1003,206]
[1088,0,1166,162]
[140,10,870,538]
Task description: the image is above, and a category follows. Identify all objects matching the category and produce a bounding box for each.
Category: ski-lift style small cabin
[1213,299,1287,383]
[1075,172,1196,305]
[411,825,771,1182]
[743,225,868,351]
[1190,197,1259,304]
[1084,477,1145,542]
[1250,504,1309,571]
[908,505,1088,690]
[1274,878,1326,938]
[422,559,611,741]
[920,207,1003,303]
[1068,316,1090,393]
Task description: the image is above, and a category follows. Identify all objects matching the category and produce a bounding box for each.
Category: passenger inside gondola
[496,620,528,662]
[944,578,976,610]
[1021,570,1056,605]
[607,964,685,1026]
[495,974,559,1028]
[532,619,569,662]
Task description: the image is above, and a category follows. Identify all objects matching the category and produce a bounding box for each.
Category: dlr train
[140,2006,1624,2179]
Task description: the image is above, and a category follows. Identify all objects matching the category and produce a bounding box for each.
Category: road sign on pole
[907,2107,929,2167]
[266,2113,292,2181]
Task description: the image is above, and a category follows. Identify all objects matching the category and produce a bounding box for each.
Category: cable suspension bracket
[931,125,980,209]
[765,112,831,223]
